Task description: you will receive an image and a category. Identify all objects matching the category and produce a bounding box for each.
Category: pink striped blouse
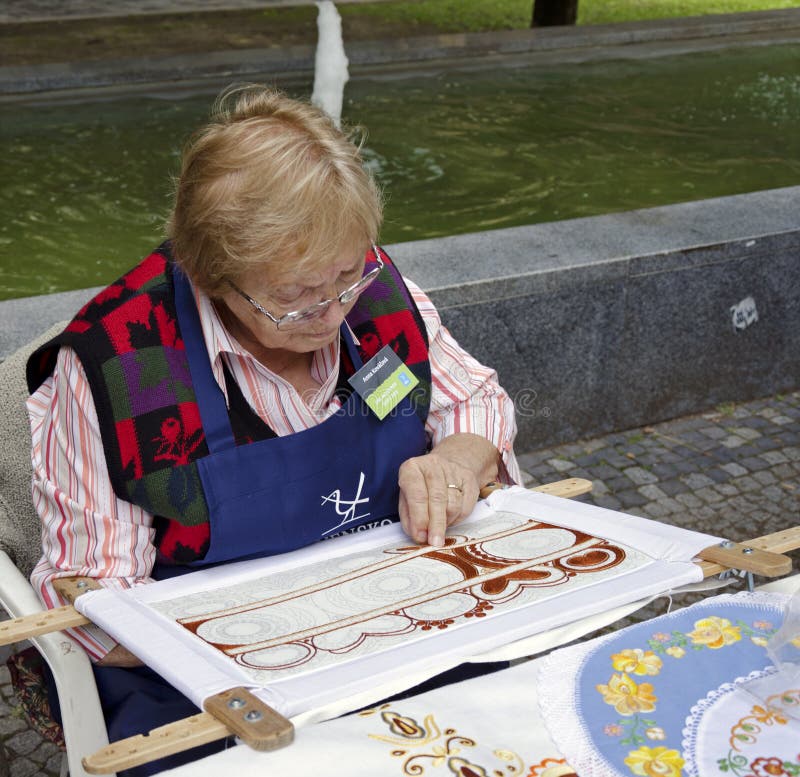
[27,278,520,660]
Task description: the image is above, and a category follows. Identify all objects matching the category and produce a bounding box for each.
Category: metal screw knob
[228,697,246,709]
[76,581,88,588]
[742,547,754,555]
[719,540,735,548]
[244,710,263,722]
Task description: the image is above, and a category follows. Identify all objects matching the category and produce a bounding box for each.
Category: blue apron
[169,265,429,567]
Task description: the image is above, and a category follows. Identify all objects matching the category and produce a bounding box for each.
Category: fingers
[446,476,480,529]
[398,455,479,548]
[398,457,444,546]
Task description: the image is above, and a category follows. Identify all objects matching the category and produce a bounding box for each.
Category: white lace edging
[681,666,776,777]
[537,630,620,777]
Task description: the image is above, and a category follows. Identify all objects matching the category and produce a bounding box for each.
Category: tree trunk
[531,0,579,27]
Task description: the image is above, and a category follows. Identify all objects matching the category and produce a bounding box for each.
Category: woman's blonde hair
[167,85,383,297]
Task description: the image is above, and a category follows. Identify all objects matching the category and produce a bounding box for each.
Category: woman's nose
[319,296,346,326]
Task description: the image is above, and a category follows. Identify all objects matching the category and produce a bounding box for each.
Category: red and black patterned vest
[27,243,431,563]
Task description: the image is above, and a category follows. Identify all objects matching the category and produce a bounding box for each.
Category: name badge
[348,344,419,420]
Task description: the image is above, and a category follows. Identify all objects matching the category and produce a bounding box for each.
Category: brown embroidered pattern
[527,757,577,777]
[151,511,642,681]
[360,703,525,776]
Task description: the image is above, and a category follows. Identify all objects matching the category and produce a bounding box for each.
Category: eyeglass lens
[276,254,383,330]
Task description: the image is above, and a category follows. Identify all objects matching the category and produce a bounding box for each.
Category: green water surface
[1,44,799,300]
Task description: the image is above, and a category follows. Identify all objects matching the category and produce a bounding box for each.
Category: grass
[578,0,800,24]
[263,0,800,33]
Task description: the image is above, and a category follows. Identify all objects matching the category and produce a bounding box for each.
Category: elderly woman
[26,87,519,773]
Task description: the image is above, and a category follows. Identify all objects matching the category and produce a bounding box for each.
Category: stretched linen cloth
[538,590,800,777]
[74,486,719,723]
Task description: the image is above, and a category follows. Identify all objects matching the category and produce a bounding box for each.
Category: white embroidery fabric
[681,667,771,777]
[683,661,800,777]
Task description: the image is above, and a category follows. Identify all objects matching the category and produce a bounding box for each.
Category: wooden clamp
[0,604,90,646]
[204,687,294,750]
[82,711,228,775]
[52,575,102,603]
[697,527,800,578]
[83,687,293,775]
[0,576,99,648]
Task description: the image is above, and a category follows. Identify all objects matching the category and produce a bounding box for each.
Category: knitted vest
[27,243,431,563]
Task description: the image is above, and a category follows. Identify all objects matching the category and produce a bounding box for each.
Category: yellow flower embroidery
[665,646,685,658]
[687,616,741,649]
[596,673,657,715]
[751,636,769,647]
[749,704,789,725]
[611,649,663,676]
[624,745,684,777]
[430,744,449,767]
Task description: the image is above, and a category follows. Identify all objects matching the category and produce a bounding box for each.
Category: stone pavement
[1,390,798,776]
[518,391,800,553]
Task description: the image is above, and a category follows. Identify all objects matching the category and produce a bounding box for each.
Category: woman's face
[220,249,366,355]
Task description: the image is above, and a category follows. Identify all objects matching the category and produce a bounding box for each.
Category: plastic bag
[762,585,800,720]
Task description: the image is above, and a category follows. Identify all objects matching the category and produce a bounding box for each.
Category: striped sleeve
[407,279,521,484]
[27,346,157,661]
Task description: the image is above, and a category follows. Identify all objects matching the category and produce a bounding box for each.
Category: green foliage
[259,0,800,34]
[338,0,530,32]
[579,0,800,25]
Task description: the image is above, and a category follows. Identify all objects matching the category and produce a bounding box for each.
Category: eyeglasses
[229,247,384,331]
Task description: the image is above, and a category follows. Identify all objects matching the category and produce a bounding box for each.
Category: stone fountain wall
[391,186,800,448]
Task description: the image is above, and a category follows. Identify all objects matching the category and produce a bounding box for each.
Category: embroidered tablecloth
[539,591,800,777]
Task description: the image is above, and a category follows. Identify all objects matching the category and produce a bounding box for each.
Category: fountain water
[311,1,350,128]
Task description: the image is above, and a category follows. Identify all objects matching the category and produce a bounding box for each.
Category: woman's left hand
[398,433,501,548]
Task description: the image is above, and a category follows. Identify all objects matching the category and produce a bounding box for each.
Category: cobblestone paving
[517,391,800,565]
[0,658,62,777]
[1,391,798,776]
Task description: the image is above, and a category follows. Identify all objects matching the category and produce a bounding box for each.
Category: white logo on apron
[321,471,371,535]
